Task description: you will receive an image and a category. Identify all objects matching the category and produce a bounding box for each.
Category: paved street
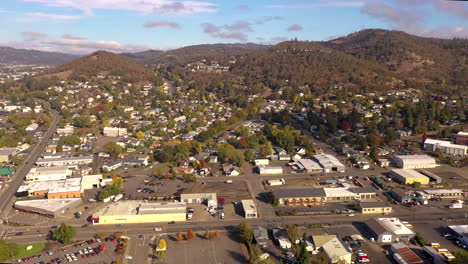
[0,100,60,220]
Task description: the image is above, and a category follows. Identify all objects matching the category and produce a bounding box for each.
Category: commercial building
[391,169,430,185]
[56,125,75,135]
[313,154,345,173]
[254,226,269,247]
[423,246,447,264]
[256,165,283,175]
[392,155,438,169]
[14,198,82,217]
[390,189,412,203]
[418,170,442,184]
[272,187,376,206]
[455,131,468,145]
[366,217,415,243]
[290,159,323,173]
[180,193,217,208]
[103,127,128,137]
[17,178,82,199]
[359,202,393,214]
[35,155,93,167]
[391,243,423,264]
[0,148,16,163]
[25,166,72,182]
[311,235,352,264]
[80,174,103,192]
[423,189,465,199]
[424,138,467,156]
[241,199,258,219]
[91,201,186,225]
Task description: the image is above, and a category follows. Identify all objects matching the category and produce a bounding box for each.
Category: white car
[154,227,162,231]
[125,255,133,259]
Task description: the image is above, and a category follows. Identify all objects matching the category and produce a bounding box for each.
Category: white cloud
[144,21,181,29]
[268,1,364,9]
[22,0,218,16]
[27,12,83,21]
[41,38,154,54]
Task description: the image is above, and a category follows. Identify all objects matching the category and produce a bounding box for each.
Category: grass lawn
[15,242,47,258]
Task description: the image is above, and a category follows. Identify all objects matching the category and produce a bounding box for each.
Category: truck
[449,203,463,209]
[268,179,286,186]
[114,193,123,202]
[417,197,428,205]
[325,179,337,184]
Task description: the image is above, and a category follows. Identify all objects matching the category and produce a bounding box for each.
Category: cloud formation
[268,1,364,9]
[22,0,218,16]
[255,16,283,25]
[21,31,48,41]
[201,22,248,41]
[27,12,82,21]
[144,21,181,29]
[361,3,422,29]
[288,24,303,31]
[224,21,253,32]
[62,34,85,40]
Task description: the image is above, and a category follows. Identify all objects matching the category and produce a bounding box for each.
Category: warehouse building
[272,187,376,206]
[366,217,415,243]
[390,189,412,203]
[80,174,103,192]
[448,225,468,246]
[311,235,352,264]
[424,138,467,156]
[313,154,345,173]
[14,198,82,217]
[91,201,186,224]
[241,199,258,219]
[392,155,438,169]
[17,178,82,199]
[0,148,16,163]
[25,166,72,182]
[423,189,465,199]
[359,202,393,214]
[391,243,424,264]
[256,165,283,175]
[180,193,217,208]
[391,169,430,185]
[418,170,442,184]
[290,159,323,173]
[35,155,93,167]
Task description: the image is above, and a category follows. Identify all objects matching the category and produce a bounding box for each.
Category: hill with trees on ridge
[323,29,468,88]
[40,50,156,83]
[0,46,77,65]
[119,49,165,65]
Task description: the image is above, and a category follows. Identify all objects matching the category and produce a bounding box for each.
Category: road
[0,100,60,220]
[4,209,468,244]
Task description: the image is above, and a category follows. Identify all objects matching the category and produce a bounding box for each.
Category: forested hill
[323,29,468,87]
[230,41,394,92]
[40,50,155,83]
[122,43,268,65]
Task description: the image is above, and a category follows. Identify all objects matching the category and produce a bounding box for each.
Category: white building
[313,154,345,173]
[290,159,323,173]
[424,138,467,156]
[393,155,438,169]
[241,199,258,219]
[180,193,217,208]
[56,125,75,135]
[103,127,128,137]
[256,165,283,175]
[35,155,93,167]
[25,166,72,182]
[366,217,415,243]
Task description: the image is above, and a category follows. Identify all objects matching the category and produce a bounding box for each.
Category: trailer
[268,179,286,186]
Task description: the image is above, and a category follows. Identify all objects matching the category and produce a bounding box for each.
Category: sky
[0,0,467,54]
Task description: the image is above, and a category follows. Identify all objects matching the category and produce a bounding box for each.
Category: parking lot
[164,231,247,264]
[187,180,251,202]
[15,238,118,264]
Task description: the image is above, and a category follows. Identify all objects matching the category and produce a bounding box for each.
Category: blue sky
[0,0,467,54]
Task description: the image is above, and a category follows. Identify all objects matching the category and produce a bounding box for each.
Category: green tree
[452,250,468,264]
[244,149,254,161]
[104,142,124,159]
[239,221,254,246]
[73,116,93,128]
[286,224,299,245]
[0,239,19,261]
[53,223,76,243]
[297,233,311,264]
[259,141,273,158]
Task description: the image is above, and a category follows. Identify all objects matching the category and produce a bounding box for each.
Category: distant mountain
[323,29,468,86]
[0,46,77,65]
[122,43,268,65]
[41,50,155,83]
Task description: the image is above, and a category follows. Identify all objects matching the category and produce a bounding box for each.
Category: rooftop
[14,198,81,212]
[360,202,391,208]
[241,199,257,211]
[394,155,436,164]
[448,225,468,236]
[93,201,186,217]
[17,178,82,193]
[375,218,415,236]
[391,169,430,180]
[273,188,326,198]
[313,153,345,168]
[424,189,464,195]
